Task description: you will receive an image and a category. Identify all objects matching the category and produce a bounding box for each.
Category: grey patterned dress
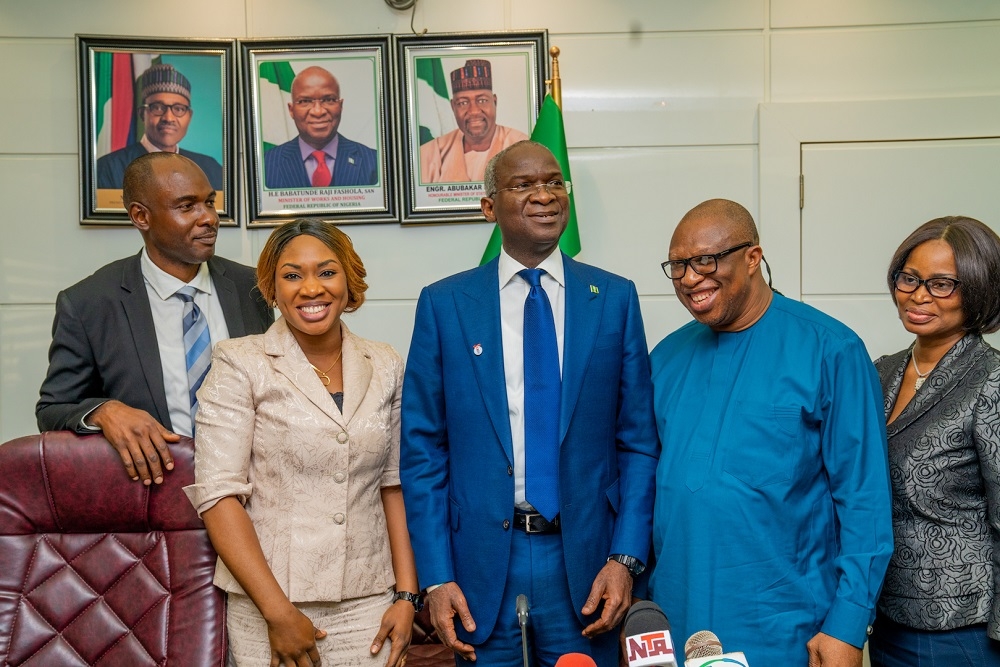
[875,334,1000,639]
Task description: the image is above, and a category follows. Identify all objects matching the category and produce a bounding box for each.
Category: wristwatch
[608,554,646,578]
[393,590,423,611]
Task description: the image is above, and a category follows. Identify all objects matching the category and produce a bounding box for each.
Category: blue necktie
[175,286,212,421]
[519,268,561,521]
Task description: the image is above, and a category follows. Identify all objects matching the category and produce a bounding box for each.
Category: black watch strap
[608,554,646,577]
[393,590,423,611]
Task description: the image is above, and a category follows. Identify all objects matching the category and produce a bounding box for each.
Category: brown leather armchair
[0,432,225,666]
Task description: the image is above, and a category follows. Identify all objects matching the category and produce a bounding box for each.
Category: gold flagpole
[546,46,562,109]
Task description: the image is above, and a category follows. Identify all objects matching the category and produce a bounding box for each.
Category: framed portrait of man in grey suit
[77,35,238,225]
[241,36,397,226]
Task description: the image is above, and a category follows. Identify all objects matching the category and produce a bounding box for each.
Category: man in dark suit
[263,66,378,189]
[400,141,659,667]
[96,64,224,190]
[37,152,273,485]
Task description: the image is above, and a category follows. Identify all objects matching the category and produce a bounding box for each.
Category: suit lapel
[120,253,171,429]
[339,325,372,425]
[266,319,345,426]
[560,257,605,445]
[887,334,984,438]
[208,257,247,338]
[455,262,513,464]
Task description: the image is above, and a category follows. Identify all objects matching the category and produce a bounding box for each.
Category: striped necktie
[519,268,561,521]
[175,286,212,421]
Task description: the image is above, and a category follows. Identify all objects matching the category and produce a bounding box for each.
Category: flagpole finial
[545,46,562,109]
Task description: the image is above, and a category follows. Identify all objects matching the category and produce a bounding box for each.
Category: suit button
[333,472,346,483]
[503,519,510,530]
[507,465,513,476]
[333,513,345,524]
[337,431,349,443]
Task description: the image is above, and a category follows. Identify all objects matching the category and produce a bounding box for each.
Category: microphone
[682,630,750,667]
[554,654,598,667]
[516,594,530,667]
[624,601,678,667]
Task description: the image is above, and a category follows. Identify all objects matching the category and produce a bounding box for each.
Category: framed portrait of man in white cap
[77,36,237,225]
[396,31,547,224]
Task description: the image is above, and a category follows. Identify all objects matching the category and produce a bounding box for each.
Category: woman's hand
[266,604,327,667]
[370,599,415,667]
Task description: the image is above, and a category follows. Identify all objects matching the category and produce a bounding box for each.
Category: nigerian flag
[480,94,581,264]
[415,57,456,145]
[94,52,156,157]
[258,61,299,152]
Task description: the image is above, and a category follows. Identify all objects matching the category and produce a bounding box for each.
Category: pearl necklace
[911,353,931,391]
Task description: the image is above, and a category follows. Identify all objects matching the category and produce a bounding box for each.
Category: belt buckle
[523,512,542,533]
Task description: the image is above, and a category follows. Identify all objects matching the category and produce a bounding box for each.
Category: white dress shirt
[498,246,565,509]
[140,249,230,436]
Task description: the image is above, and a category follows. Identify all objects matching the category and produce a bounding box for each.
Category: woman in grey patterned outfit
[869,216,1000,667]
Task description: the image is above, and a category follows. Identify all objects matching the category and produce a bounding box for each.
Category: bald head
[122,151,201,208]
[288,66,342,149]
[676,199,759,246]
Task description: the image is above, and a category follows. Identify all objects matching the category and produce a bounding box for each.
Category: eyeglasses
[490,180,572,198]
[453,96,494,110]
[662,242,753,280]
[893,271,961,298]
[293,96,343,110]
[141,102,191,117]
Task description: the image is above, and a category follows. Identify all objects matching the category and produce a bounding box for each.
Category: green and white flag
[258,61,299,152]
[480,94,581,264]
[414,57,455,145]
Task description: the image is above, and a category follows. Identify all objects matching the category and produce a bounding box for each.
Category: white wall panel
[639,295,695,354]
[771,23,1000,101]
[801,139,1000,296]
[568,145,757,296]
[341,300,418,361]
[0,39,77,154]
[558,32,763,147]
[513,0,764,33]
[247,0,505,37]
[0,306,53,442]
[0,0,248,38]
[771,0,1000,29]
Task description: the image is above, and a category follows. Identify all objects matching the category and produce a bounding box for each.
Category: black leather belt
[513,510,560,534]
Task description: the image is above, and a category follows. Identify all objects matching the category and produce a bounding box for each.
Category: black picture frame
[241,36,397,227]
[77,35,238,226]
[395,31,547,224]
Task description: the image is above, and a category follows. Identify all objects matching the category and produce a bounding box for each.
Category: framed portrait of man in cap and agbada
[396,31,547,223]
[77,36,237,225]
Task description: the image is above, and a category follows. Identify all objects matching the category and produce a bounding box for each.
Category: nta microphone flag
[479,94,581,264]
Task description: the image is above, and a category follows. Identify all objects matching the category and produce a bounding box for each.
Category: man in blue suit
[262,65,378,189]
[401,141,659,667]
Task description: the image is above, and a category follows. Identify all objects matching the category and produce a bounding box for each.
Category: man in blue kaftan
[649,199,893,667]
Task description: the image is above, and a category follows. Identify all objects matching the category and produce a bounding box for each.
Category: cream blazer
[184,318,403,603]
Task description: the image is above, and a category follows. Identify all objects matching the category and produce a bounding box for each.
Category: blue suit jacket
[263,135,378,189]
[400,255,659,643]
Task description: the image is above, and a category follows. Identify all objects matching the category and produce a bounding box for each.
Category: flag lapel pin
[348,157,356,165]
[473,343,483,356]
[590,285,599,294]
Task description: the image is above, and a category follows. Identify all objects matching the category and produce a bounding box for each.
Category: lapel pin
[473,343,483,356]
[590,285,599,294]
[348,157,356,165]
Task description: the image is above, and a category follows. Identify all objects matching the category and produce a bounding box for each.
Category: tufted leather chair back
[0,432,225,666]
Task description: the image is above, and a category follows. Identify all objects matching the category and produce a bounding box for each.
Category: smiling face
[129,155,218,282]
[274,234,349,346]
[894,239,965,346]
[451,88,497,145]
[140,92,192,152]
[481,143,568,267]
[288,67,342,150]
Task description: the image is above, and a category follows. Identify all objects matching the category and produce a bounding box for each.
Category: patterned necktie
[519,268,561,520]
[175,286,212,421]
[311,150,332,187]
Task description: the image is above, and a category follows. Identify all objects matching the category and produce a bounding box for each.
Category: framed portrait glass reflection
[241,36,397,226]
[395,31,547,224]
[77,35,238,225]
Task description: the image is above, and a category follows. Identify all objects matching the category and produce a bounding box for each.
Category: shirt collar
[498,245,565,290]
[139,135,179,155]
[140,247,213,301]
[298,134,340,161]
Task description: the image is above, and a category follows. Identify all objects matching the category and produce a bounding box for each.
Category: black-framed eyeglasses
[292,96,343,110]
[141,102,191,117]
[489,180,572,198]
[893,271,961,298]
[661,242,753,280]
